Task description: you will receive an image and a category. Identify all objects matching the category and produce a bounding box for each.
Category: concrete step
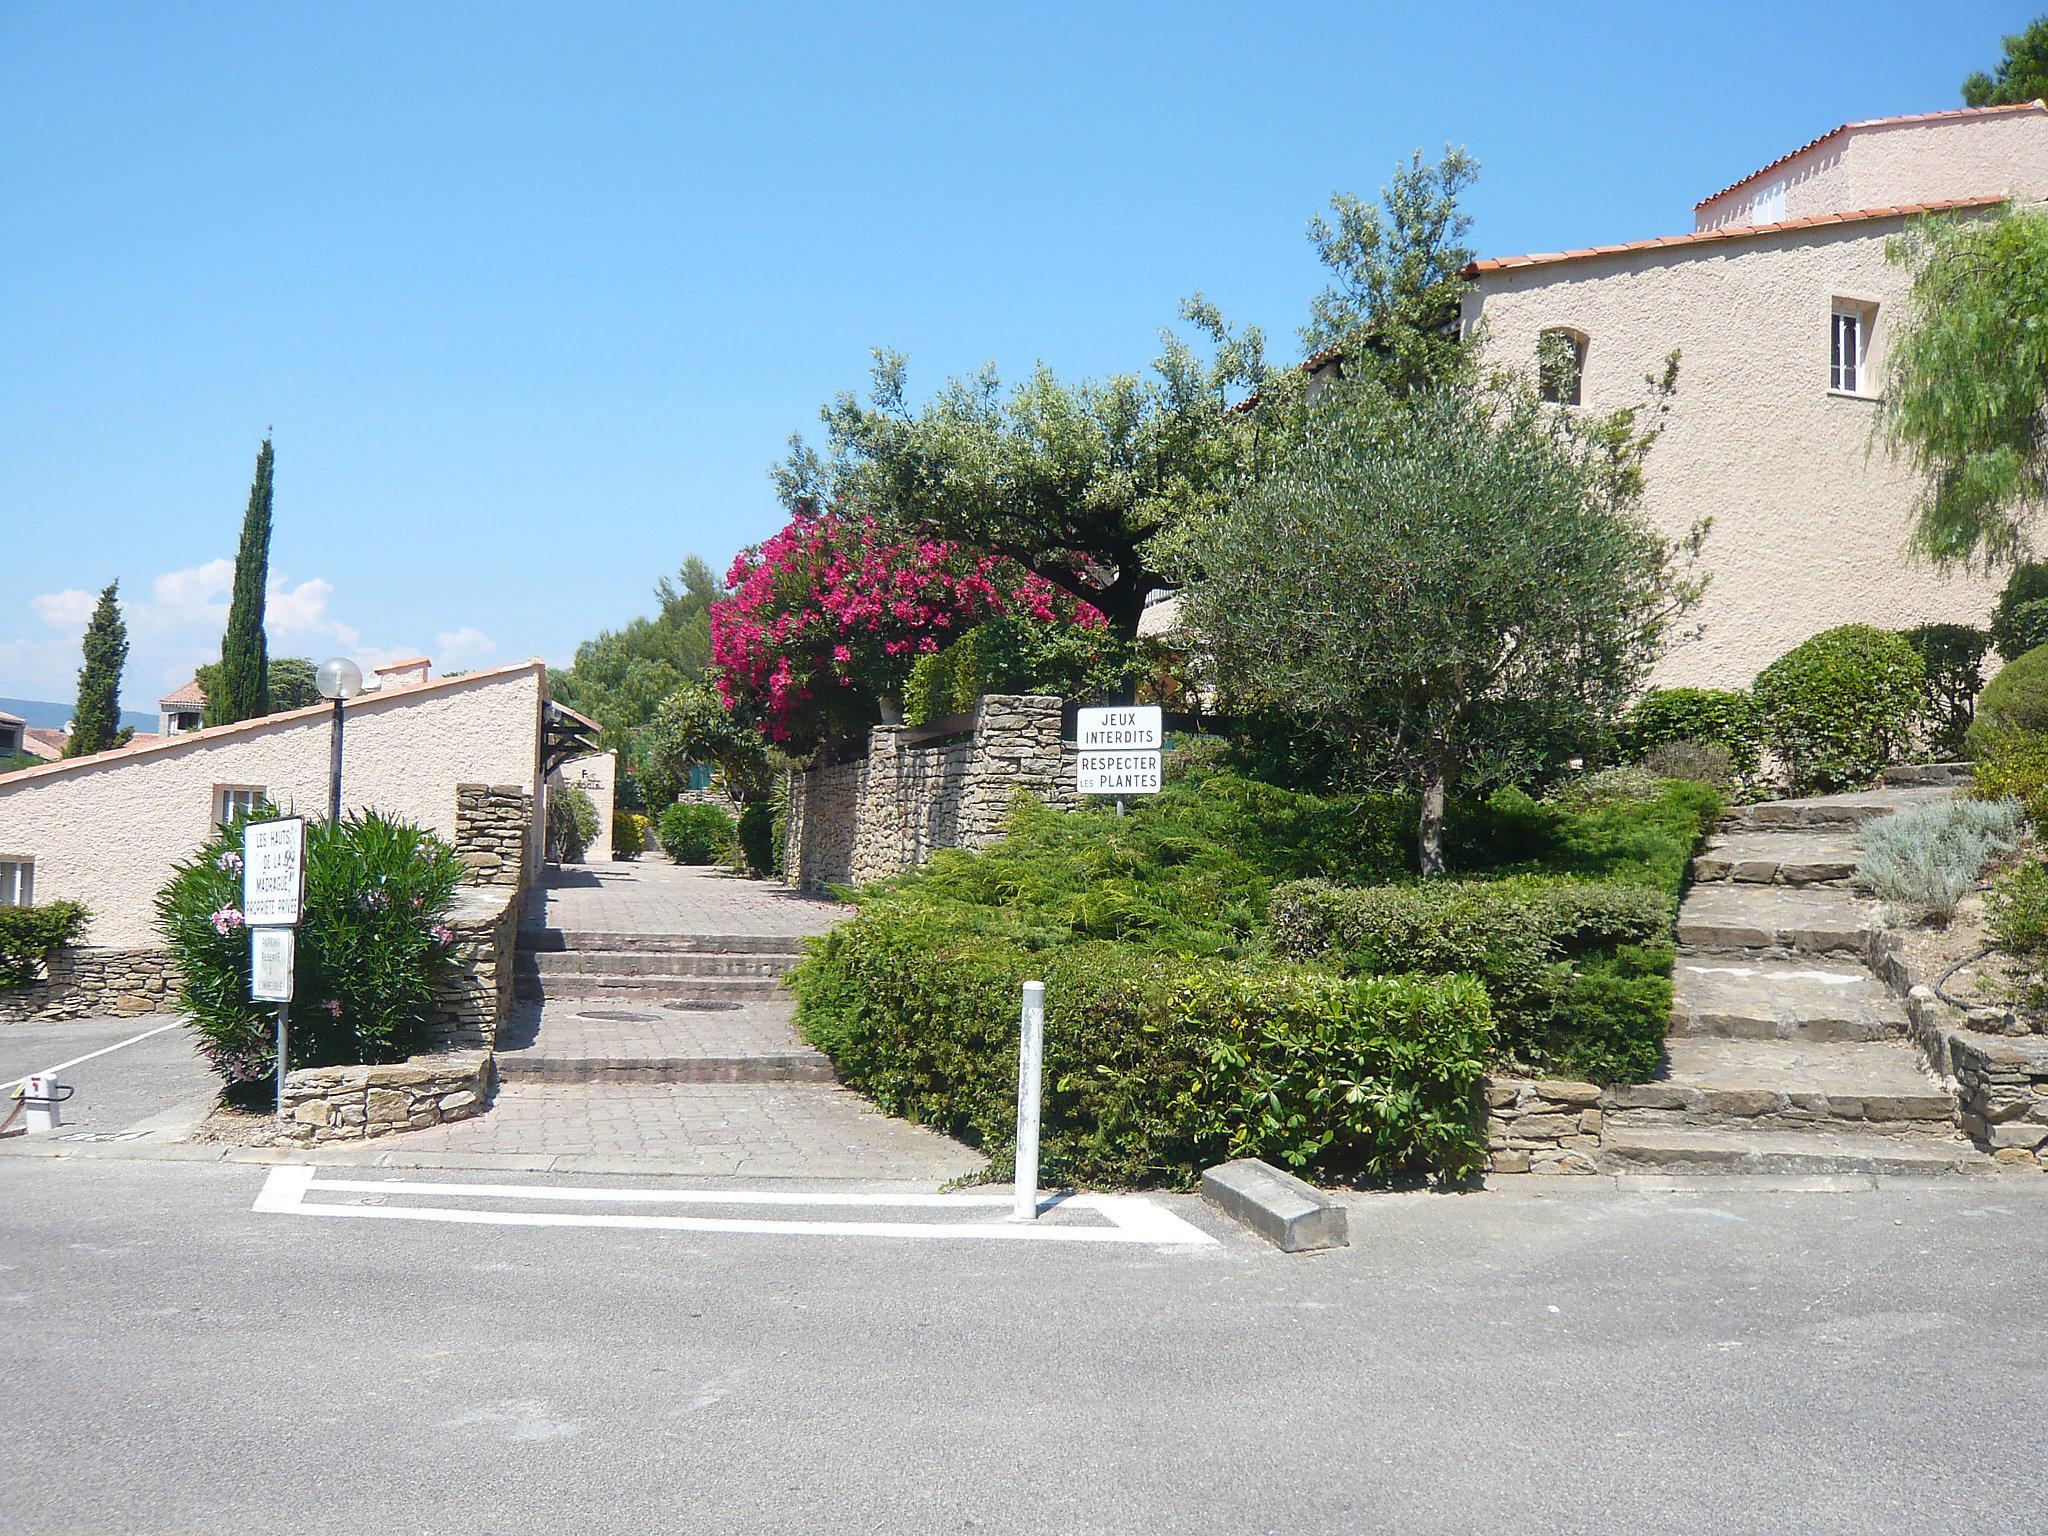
[517,929,811,957]
[1690,831,1859,887]
[1605,1038,1955,1132]
[519,950,799,978]
[1675,884,1877,959]
[1720,785,1950,833]
[514,973,789,1003]
[497,1051,836,1085]
[1880,763,1974,788]
[1601,1125,1992,1177]
[1669,959,1908,1041]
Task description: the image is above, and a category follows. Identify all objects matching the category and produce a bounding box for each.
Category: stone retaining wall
[276,1050,494,1145]
[1484,1076,1605,1174]
[0,947,178,1022]
[456,782,532,886]
[784,695,1075,893]
[425,884,521,1052]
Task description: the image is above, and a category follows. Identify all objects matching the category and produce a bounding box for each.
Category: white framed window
[1831,300,1875,395]
[0,858,32,908]
[215,786,266,828]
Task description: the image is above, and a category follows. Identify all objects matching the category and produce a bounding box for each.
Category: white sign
[1076,705,1163,753]
[1076,750,1162,796]
[251,928,297,1003]
[243,816,306,927]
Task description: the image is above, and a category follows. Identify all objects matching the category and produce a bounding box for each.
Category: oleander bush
[1620,688,1761,780]
[0,901,91,988]
[611,809,650,859]
[546,784,600,863]
[1855,797,2026,922]
[736,801,775,876]
[795,911,1494,1186]
[155,809,462,1100]
[1752,625,1925,795]
[1967,645,2048,756]
[657,801,736,865]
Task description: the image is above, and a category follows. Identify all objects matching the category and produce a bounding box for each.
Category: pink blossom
[208,905,245,936]
[215,850,243,874]
[322,999,343,1018]
[430,923,455,946]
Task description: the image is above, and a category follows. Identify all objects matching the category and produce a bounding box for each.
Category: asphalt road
[4,1156,2047,1534]
[0,1018,216,1141]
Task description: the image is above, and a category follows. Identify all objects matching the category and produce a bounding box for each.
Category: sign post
[1012,980,1045,1222]
[242,816,306,1120]
[1075,705,1164,814]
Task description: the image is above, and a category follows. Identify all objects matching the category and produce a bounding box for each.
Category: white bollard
[21,1072,62,1135]
[1012,980,1045,1221]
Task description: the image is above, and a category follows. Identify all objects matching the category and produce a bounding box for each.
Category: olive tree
[1179,363,1699,874]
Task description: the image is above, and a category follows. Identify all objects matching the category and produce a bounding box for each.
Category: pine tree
[212,436,274,725]
[66,581,128,758]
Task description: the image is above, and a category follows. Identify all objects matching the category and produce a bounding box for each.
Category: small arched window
[1538,327,1588,405]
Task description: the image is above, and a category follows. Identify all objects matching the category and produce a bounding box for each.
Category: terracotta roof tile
[1463,196,2006,277]
[159,678,207,707]
[1694,100,2048,212]
[22,728,67,761]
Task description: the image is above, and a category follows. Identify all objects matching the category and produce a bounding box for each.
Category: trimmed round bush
[1990,562,2048,661]
[1967,644,2048,756]
[657,801,736,865]
[1752,625,1925,795]
[1620,687,1760,778]
[611,809,649,859]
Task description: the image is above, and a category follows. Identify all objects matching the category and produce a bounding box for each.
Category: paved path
[523,858,846,938]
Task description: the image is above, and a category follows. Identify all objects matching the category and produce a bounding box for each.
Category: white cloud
[143,558,234,632]
[435,626,498,670]
[30,589,98,632]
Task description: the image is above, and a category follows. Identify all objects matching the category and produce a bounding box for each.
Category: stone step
[1880,763,1974,788]
[1600,1125,1993,1177]
[514,973,789,1003]
[517,929,811,957]
[497,1051,836,1085]
[1674,885,1877,959]
[1690,831,1859,887]
[518,950,799,978]
[1720,785,1950,833]
[1669,959,1908,1041]
[1605,1038,1956,1132]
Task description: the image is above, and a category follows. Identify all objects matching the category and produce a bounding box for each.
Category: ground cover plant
[156,810,462,1100]
[0,901,90,988]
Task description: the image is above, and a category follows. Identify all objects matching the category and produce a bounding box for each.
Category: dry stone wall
[0,947,178,1022]
[785,695,1074,893]
[1484,1076,1605,1174]
[456,783,531,886]
[425,884,520,1052]
[275,1051,494,1145]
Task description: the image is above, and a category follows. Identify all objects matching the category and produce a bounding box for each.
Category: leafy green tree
[210,436,274,725]
[787,299,1269,643]
[66,581,129,758]
[549,557,721,747]
[1300,147,1480,398]
[1963,15,2048,105]
[1178,365,1697,875]
[196,655,319,716]
[639,681,771,810]
[1880,209,2048,570]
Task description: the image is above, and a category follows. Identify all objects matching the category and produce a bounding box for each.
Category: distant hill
[0,696,157,732]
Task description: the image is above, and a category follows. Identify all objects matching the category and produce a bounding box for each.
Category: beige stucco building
[0,661,549,951]
[1461,101,2048,686]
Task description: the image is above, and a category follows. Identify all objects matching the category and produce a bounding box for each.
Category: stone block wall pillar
[455,783,532,886]
[849,725,908,885]
[957,694,1070,847]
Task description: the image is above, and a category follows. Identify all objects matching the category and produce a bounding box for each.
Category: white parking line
[10,1021,182,1089]
[252,1167,1217,1246]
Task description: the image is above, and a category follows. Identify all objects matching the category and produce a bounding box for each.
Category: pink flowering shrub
[712,505,1101,749]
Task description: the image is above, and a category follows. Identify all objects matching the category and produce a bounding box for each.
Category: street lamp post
[315,657,363,823]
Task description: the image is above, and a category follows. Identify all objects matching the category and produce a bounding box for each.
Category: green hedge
[657,802,735,865]
[1901,623,1989,759]
[1991,563,2048,661]
[1620,688,1761,779]
[795,910,1493,1186]
[0,901,90,988]
[1967,645,2048,756]
[1753,625,1924,795]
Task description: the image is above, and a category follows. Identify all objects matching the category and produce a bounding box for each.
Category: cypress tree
[212,436,274,725]
[66,581,128,757]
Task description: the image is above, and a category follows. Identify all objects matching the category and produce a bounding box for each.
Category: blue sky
[1,0,2031,705]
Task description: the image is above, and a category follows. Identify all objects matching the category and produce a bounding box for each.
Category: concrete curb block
[1199,1158,1348,1252]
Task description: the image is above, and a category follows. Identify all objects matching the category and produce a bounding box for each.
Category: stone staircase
[1601,782,1996,1177]
[501,928,833,1084]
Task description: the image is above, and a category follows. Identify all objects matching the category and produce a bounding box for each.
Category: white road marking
[252,1167,1216,1246]
[10,1021,182,1089]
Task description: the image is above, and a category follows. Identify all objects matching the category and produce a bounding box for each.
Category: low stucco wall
[0,663,547,949]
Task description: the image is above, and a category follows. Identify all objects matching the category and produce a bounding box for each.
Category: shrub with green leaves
[1987,857,2048,1011]
[1620,688,1760,779]
[546,784,600,863]
[0,901,90,988]
[1900,623,1990,759]
[611,809,649,859]
[1855,798,2025,922]
[1966,645,2048,756]
[795,912,1493,1187]
[1990,563,2048,661]
[1752,625,1925,795]
[1972,729,2048,823]
[657,801,736,865]
[155,810,462,1099]
[736,801,775,876]
[1639,740,1734,787]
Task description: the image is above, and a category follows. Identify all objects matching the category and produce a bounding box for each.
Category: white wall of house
[0,662,546,948]
[1694,105,2048,230]
[550,752,616,859]
[1463,210,2007,689]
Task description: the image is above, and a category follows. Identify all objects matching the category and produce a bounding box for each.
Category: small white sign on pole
[1075,705,1162,753]
[242,816,307,928]
[251,928,297,1004]
[1076,751,1162,796]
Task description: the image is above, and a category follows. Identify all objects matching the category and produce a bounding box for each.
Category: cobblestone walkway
[522,859,845,938]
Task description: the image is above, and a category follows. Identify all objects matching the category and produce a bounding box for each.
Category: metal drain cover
[660,1000,744,1013]
[573,1008,665,1023]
